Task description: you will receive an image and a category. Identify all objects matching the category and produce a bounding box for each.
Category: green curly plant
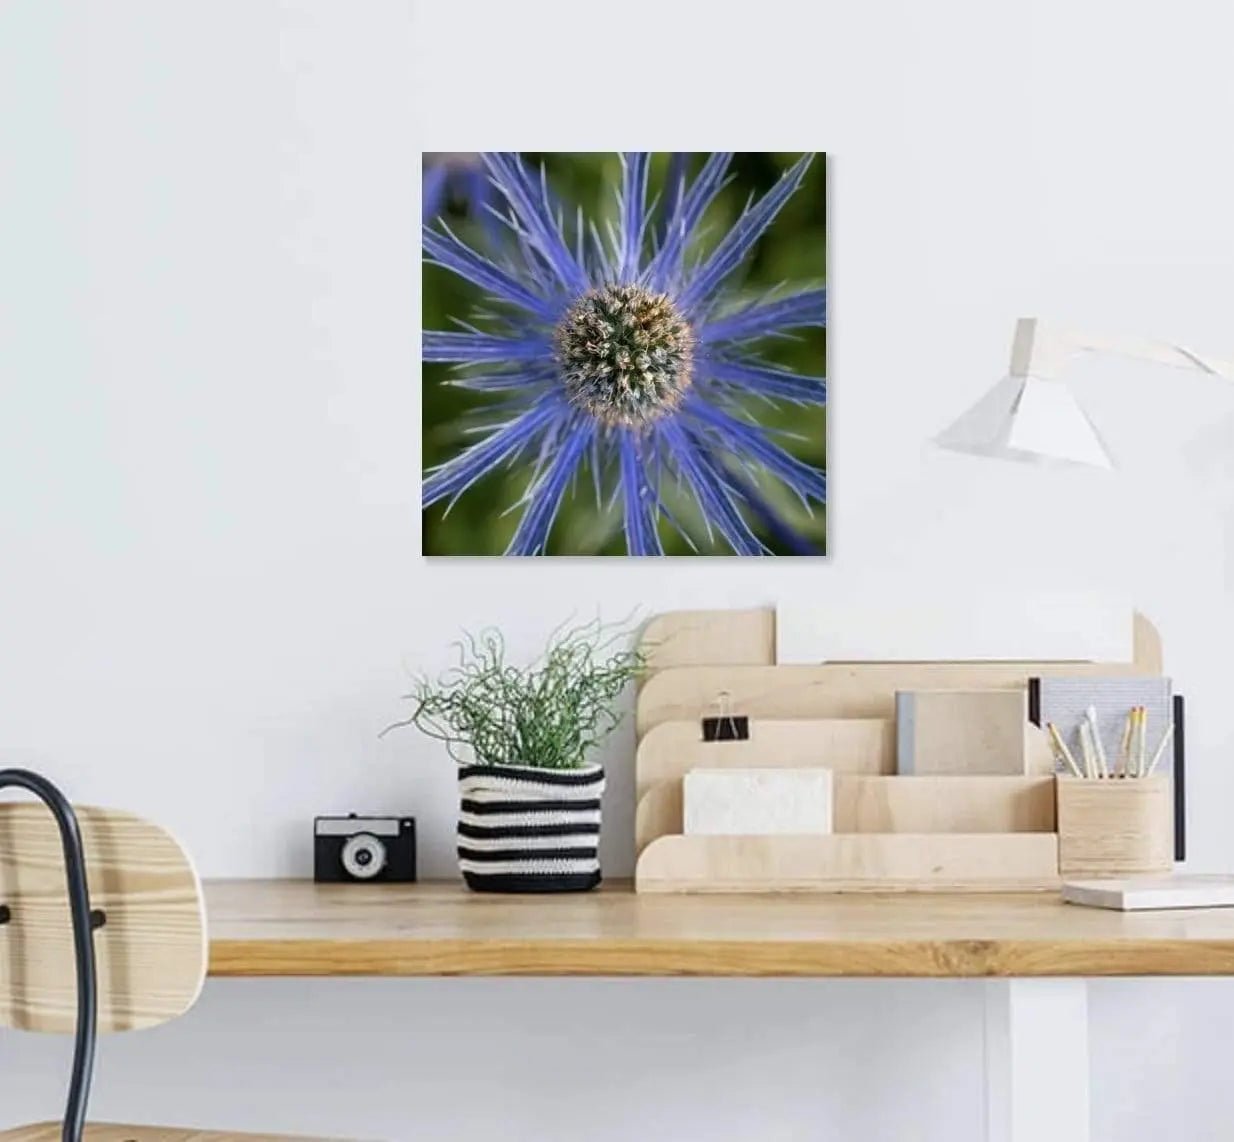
[384,617,645,769]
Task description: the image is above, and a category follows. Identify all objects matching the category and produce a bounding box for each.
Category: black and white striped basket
[458,762,604,893]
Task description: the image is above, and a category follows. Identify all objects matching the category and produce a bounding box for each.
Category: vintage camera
[314,814,417,883]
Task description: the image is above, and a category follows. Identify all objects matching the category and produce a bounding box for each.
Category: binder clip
[701,690,749,742]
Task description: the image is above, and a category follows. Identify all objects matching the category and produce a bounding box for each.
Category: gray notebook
[1035,676,1173,775]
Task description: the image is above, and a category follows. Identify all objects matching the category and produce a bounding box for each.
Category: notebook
[1030,676,1173,774]
[896,689,1027,775]
[1063,874,1234,911]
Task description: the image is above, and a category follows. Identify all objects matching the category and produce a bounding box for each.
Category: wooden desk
[205,879,1234,978]
[204,880,1234,1142]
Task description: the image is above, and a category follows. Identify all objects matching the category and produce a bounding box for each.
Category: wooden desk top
[204,880,1234,979]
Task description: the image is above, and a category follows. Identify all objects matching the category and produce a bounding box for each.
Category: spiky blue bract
[422,153,502,240]
[423,153,827,556]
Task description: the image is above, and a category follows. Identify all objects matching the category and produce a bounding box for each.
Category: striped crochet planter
[458,763,604,893]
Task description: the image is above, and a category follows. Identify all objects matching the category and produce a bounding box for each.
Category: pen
[1086,706,1108,779]
[1078,720,1097,780]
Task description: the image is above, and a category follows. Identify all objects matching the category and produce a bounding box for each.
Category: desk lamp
[934,317,1234,468]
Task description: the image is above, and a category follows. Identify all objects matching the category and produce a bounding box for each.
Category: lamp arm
[1010,318,1234,382]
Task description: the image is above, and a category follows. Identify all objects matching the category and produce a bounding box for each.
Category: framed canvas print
[422,152,826,557]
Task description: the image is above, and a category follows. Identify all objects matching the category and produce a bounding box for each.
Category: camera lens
[341,832,387,880]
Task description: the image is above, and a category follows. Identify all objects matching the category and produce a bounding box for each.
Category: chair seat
[1,1124,344,1141]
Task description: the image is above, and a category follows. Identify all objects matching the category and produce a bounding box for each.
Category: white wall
[4,0,1234,1137]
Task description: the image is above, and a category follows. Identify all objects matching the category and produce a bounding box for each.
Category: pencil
[1047,722,1083,778]
[1118,709,1133,778]
[1128,707,1141,778]
[1145,723,1175,777]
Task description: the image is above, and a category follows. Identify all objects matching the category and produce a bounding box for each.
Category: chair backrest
[0,799,207,1035]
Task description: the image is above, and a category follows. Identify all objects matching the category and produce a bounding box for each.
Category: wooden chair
[0,769,345,1142]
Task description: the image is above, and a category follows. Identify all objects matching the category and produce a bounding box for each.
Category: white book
[683,768,833,837]
[1062,874,1234,911]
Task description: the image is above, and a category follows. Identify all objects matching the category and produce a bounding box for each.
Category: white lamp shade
[934,374,1115,469]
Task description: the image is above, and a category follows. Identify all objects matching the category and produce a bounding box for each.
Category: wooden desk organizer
[633,608,1168,894]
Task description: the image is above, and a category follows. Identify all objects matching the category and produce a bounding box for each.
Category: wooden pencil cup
[1056,775,1174,877]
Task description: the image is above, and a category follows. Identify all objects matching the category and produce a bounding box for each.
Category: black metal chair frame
[0,769,100,1142]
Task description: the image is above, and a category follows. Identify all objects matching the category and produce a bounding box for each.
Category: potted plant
[385,619,643,893]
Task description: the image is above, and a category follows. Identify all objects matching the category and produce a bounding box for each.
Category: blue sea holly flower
[423,152,827,556]
[422,152,501,232]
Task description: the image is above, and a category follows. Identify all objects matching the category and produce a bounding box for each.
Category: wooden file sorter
[633,609,1169,894]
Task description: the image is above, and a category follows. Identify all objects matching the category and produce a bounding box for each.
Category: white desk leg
[983,979,1090,1142]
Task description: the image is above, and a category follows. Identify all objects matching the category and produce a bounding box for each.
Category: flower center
[555,285,694,427]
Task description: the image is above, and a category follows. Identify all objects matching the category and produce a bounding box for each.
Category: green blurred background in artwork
[422,152,827,556]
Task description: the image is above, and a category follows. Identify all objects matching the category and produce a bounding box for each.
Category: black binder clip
[701,690,749,742]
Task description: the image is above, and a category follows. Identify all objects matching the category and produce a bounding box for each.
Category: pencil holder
[1056,775,1174,877]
